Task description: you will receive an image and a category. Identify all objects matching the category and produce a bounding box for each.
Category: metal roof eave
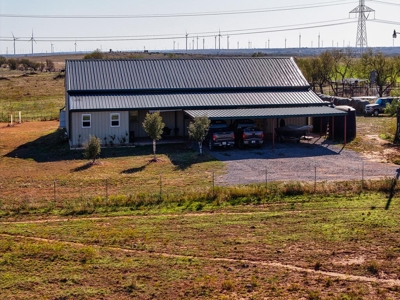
[184,107,347,120]
[66,86,311,94]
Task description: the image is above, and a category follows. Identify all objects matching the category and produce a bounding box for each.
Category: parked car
[205,120,235,150]
[232,119,264,148]
[364,97,394,116]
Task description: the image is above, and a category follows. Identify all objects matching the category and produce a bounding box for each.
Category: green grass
[0,70,64,122]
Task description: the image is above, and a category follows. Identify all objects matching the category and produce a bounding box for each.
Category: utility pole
[285,38,287,48]
[350,0,375,54]
[268,38,270,49]
[185,32,189,52]
[203,37,205,49]
[299,34,301,48]
[196,36,199,50]
[173,40,175,50]
[227,35,230,50]
[74,41,77,52]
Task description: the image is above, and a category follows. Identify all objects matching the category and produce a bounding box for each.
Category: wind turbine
[29,30,37,55]
[74,41,77,52]
[11,32,19,55]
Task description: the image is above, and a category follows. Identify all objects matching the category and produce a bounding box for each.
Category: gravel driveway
[208,137,400,186]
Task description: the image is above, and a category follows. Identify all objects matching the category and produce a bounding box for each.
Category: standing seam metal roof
[65,58,310,92]
[184,106,347,119]
[68,90,324,111]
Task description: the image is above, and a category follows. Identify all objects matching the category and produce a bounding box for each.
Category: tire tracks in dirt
[0,206,383,225]
[1,233,399,287]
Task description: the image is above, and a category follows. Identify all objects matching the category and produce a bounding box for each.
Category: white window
[111,113,120,127]
[82,114,91,128]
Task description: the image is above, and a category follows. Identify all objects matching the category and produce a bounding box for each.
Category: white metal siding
[71,111,129,146]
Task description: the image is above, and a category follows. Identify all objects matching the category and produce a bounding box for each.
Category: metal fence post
[159,173,162,201]
[212,170,215,199]
[314,164,317,193]
[53,179,56,202]
[362,161,364,190]
[106,178,108,201]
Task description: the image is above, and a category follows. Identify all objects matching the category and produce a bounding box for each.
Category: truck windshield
[375,99,383,105]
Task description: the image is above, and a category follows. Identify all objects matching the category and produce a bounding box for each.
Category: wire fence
[1,160,399,213]
[0,110,59,123]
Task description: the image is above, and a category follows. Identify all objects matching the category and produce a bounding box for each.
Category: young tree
[142,112,165,161]
[84,135,101,164]
[188,116,211,155]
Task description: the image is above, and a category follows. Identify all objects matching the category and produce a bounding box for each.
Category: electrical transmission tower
[350,0,374,52]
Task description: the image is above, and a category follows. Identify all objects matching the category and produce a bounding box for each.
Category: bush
[84,135,101,163]
[84,49,105,59]
[7,58,19,70]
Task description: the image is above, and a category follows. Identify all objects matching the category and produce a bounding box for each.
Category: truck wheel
[374,110,379,117]
[209,140,214,151]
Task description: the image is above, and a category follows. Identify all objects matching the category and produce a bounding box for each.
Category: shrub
[84,49,105,59]
[84,135,101,164]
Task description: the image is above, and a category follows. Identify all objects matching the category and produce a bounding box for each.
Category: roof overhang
[68,90,325,111]
[184,106,347,120]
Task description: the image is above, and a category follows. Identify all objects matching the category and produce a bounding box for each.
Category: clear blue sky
[0,0,399,55]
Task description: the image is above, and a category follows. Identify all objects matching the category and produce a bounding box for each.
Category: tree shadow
[121,164,148,174]
[71,162,94,172]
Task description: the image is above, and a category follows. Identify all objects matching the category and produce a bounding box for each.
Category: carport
[185,106,348,147]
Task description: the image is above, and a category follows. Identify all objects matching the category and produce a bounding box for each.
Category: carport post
[320,118,322,136]
[331,116,335,140]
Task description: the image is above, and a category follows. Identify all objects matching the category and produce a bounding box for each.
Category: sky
[0,0,399,55]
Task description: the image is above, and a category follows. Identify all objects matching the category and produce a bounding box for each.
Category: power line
[0,18,356,42]
[0,0,355,19]
[368,0,400,6]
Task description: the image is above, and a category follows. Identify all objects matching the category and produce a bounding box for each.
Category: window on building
[82,114,91,128]
[111,113,120,127]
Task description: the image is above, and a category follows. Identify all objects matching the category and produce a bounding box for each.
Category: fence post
[106,178,108,201]
[314,164,317,193]
[362,161,364,190]
[212,170,215,199]
[53,179,56,202]
[265,168,268,189]
[159,173,162,201]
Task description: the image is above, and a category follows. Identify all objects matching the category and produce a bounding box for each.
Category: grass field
[0,70,65,122]
[0,119,400,299]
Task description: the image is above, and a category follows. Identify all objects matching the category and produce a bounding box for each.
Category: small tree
[142,112,165,161]
[188,116,210,155]
[84,135,101,164]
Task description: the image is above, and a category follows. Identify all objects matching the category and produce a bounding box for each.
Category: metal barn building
[63,57,347,147]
